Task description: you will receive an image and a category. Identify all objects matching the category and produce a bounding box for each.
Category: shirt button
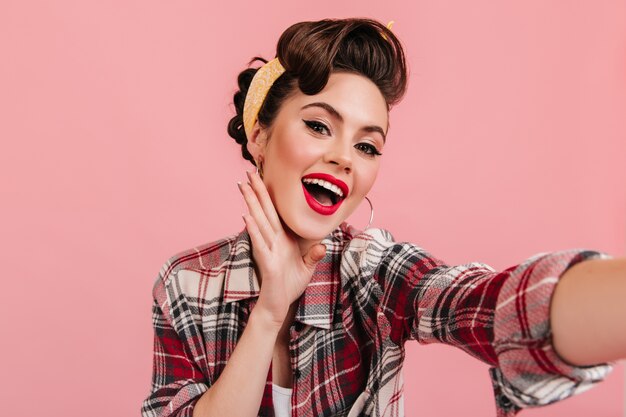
[497,393,513,409]
[294,369,302,379]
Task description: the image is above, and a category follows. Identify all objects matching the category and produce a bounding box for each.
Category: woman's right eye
[303,120,330,136]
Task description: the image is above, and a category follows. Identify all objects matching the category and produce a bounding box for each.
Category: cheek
[274,135,319,169]
[353,164,379,196]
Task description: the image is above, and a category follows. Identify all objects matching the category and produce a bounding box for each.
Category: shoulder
[339,224,443,279]
[157,233,238,286]
[151,230,243,316]
[337,224,437,295]
[333,223,397,256]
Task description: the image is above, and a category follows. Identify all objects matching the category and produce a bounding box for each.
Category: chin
[282,214,343,242]
[274,191,354,241]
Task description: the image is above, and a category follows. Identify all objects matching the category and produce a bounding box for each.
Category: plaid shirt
[141,222,615,417]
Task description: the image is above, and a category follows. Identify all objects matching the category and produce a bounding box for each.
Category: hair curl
[227,18,408,166]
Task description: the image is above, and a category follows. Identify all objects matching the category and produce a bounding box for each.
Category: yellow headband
[243,57,286,139]
[242,21,395,140]
[381,20,394,41]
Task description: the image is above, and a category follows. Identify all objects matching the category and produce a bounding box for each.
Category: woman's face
[250,71,389,252]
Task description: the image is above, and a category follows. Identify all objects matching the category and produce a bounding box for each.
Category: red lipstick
[301,173,349,197]
[301,173,349,216]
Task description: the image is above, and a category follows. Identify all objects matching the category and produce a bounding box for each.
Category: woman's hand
[237,171,327,328]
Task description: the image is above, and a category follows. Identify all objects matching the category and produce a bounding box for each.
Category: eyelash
[303,120,383,157]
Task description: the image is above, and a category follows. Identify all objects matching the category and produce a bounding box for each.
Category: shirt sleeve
[141,262,210,417]
[377,242,616,416]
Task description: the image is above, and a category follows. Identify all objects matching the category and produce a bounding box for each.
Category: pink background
[1,1,624,416]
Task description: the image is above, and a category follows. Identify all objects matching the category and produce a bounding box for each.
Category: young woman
[141,18,625,417]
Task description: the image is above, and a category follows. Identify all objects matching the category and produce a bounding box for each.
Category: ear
[246,121,268,163]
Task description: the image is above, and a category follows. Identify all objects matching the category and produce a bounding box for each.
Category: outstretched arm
[550,257,626,366]
[373,242,617,415]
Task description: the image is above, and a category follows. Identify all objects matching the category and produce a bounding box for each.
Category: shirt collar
[222,222,355,330]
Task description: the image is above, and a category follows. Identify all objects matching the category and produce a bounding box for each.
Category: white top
[272,383,293,417]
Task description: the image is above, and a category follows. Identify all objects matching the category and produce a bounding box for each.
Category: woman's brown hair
[227,18,408,166]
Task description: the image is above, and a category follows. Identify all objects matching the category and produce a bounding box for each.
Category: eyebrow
[301,102,387,143]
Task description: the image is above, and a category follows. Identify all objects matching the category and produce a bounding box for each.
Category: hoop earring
[363,196,374,230]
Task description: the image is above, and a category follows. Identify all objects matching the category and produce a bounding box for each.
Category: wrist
[249,305,284,335]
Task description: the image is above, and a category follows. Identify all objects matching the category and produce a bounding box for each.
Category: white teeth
[302,178,344,198]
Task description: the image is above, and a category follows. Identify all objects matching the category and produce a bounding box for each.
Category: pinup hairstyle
[227,18,408,166]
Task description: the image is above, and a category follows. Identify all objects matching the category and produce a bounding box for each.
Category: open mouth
[301,179,344,206]
[301,177,347,216]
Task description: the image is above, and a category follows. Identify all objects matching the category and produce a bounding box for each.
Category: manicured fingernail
[246,171,252,181]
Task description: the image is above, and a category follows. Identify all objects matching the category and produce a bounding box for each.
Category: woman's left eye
[303,120,330,135]
[355,143,383,157]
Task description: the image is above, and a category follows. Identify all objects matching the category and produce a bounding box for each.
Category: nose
[324,140,352,174]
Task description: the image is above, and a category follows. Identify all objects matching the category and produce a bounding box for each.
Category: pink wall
[1,1,624,416]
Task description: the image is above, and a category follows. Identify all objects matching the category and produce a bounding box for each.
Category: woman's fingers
[242,214,269,254]
[246,171,282,233]
[238,179,274,246]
